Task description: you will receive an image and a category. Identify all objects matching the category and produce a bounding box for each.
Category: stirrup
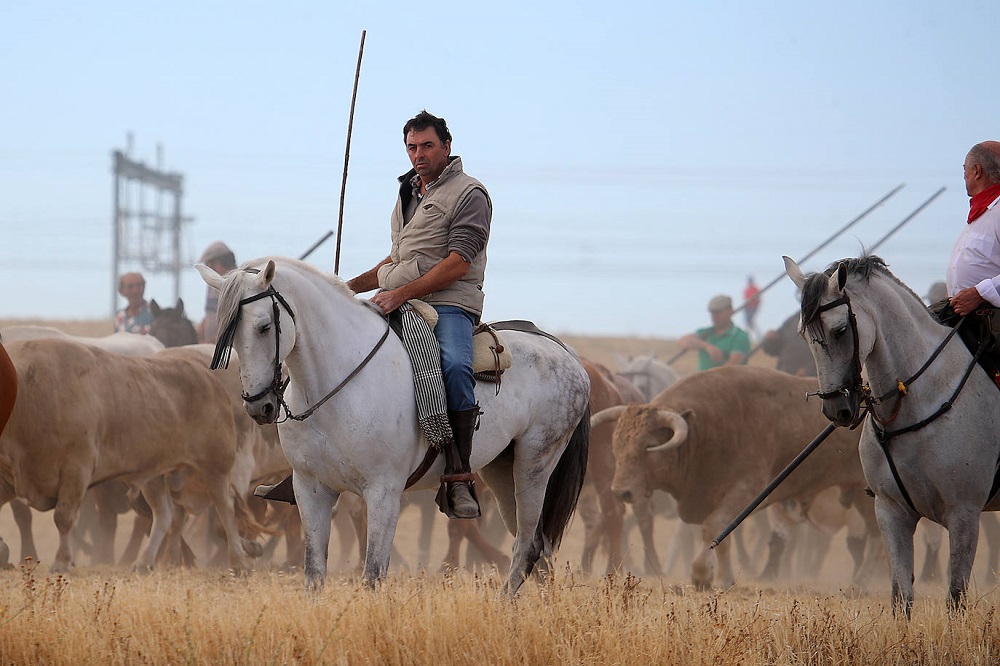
[253,475,297,505]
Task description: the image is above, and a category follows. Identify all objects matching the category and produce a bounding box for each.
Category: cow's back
[0,338,237,505]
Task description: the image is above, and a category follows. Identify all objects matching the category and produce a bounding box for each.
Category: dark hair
[402,110,452,145]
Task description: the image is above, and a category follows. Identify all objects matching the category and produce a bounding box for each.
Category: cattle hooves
[132,564,154,575]
[243,540,264,559]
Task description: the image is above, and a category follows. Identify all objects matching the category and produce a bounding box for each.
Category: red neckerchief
[968,183,1000,223]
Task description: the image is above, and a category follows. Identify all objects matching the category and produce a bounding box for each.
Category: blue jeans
[432,305,477,412]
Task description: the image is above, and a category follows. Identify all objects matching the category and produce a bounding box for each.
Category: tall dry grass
[0,562,997,664]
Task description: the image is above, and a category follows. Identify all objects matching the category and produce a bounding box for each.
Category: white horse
[785,254,1000,614]
[615,354,680,401]
[0,325,165,356]
[198,257,591,594]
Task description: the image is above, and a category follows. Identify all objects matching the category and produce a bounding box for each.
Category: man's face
[964,155,979,197]
[710,307,732,327]
[406,127,450,183]
[120,276,145,303]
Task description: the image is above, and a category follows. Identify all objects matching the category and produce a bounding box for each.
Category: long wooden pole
[744,185,947,361]
[710,423,838,549]
[333,30,366,273]
[666,183,906,365]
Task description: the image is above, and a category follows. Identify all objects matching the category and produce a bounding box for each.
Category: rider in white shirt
[947,141,1000,316]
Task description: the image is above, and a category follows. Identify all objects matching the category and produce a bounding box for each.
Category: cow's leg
[462,520,510,572]
[415,493,436,568]
[90,483,123,565]
[874,496,918,617]
[0,482,19,568]
[294,474,338,590]
[598,486,626,575]
[630,496,662,576]
[665,522,698,578]
[328,499,355,570]
[134,477,173,573]
[9,499,37,563]
[51,472,90,573]
[578,485,600,575]
[360,484,402,587]
[981,513,1000,585]
[919,522,943,583]
[945,509,980,611]
[441,520,465,571]
[203,478,250,573]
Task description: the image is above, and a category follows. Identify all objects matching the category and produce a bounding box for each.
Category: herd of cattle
[0,301,998,589]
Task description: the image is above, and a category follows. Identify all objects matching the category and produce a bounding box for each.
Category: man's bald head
[966,141,1000,186]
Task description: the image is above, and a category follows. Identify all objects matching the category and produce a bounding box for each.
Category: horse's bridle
[805,294,865,424]
[211,282,390,423]
[805,289,980,512]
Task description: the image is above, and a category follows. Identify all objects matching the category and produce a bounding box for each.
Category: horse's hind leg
[360,485,403,587]
[503,457,552,595]
[946,510,981,611]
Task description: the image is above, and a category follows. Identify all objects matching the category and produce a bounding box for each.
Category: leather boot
[435,407,481,519]
[253,474,296,505]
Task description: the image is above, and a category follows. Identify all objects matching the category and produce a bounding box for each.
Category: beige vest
[377,157,491,316]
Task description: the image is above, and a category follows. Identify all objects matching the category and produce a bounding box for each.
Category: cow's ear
[680,408,695,424]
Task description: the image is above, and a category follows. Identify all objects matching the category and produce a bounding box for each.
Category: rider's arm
[346,256,391,294]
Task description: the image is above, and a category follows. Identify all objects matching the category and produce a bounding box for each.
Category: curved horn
[591,405,628,429]
[646,409,689,452]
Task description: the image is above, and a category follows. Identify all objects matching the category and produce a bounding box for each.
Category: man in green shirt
[678,294,752,371]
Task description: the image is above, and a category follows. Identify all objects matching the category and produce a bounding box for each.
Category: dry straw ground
[0,319,999,663]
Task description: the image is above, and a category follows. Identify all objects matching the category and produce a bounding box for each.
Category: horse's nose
[822,398,855,428]
[247,397,278,425]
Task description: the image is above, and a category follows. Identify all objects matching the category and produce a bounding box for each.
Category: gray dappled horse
[786,254,1000,615]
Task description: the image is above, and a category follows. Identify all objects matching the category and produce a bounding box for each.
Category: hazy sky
[3,1,996,337]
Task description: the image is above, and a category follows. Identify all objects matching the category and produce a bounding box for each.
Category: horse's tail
[541,401,590,549]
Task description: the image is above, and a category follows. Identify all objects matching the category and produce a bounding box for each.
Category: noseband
[804,294,865,424]
[211,279,390,423]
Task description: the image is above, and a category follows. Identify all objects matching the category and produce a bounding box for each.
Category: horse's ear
[836,262,848,291]
[150,299,161,315]
[262,260,277,287]
[196,263,224,290]
[175,298,184,314]
[826,261,848,294]
[783,256,807,290]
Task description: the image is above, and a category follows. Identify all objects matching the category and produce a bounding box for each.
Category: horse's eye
[832,325,848,340]
[259,323,271,335]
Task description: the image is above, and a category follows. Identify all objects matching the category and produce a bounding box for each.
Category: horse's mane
[798,253,928,341]
[213,256,355,368]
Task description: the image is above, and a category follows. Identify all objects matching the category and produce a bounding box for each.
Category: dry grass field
[1,319,999,663]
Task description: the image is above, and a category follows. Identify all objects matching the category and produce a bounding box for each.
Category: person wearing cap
[678,294,752,371]
[344,110,491,520]
[198,241,237,344]
[114,271,154,334]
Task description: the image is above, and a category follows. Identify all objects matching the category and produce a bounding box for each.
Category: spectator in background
[114,272,153,334]
[197,241,237,344]
[678,294,751,371]
[742,275,761,339]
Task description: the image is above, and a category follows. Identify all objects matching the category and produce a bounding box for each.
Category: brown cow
[579,358,644,575]
[594,365,876,589]
[0,338,254,573]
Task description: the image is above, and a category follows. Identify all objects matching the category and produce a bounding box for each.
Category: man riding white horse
[259,110,491,520]
[932,141,1000,382]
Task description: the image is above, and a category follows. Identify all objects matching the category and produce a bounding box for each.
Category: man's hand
[705,344,725,363]
[371,288,409,314]
[950,287,984,316]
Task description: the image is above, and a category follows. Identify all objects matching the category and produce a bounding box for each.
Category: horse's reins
[211,278,390,423]
[805,290,983,513]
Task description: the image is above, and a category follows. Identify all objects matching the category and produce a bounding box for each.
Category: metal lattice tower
[110,137,192,316]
